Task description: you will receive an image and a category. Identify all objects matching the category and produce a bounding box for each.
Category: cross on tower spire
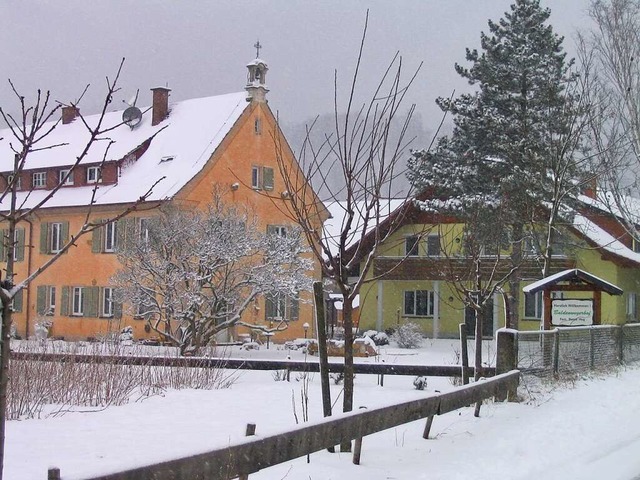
[254,40,262,58]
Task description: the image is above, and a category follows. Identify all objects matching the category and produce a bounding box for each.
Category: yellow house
[339,193,640,338]
[0,57,326,342]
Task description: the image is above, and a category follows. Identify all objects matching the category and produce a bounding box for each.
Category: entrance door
[464,297,494,337]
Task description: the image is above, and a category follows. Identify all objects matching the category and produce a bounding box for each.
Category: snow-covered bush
[391,322,423,349]
[363,330,389,346]
[34,319,53,341]
[242,341,260,351]
[119,326,134,345]
[413,376,428,390]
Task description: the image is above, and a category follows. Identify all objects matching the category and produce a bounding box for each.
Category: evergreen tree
[408,0,583,328]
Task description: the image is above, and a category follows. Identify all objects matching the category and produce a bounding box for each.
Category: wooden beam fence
[13,351,493,378]
[47,370,519,480]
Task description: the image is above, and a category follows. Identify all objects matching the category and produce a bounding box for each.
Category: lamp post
[303,322,310,338]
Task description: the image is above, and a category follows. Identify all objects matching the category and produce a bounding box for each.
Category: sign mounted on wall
[551,299,594,326]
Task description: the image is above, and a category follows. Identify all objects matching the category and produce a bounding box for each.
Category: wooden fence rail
[13,351,494,378]
[48,370,519,480]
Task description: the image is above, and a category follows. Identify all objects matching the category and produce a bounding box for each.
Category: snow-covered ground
[7,339,640,479]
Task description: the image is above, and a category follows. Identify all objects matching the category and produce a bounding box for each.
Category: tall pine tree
[408,0,582,328]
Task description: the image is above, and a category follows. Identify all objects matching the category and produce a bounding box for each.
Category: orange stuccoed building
[0,57,327,343]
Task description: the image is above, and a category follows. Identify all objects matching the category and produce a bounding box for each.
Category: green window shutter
[0,229,6,262]
[85,286,99,317]
[265,294,275,321]
[113,294,122,319]
[61,286,70,316]
[61,221,69,253]
[262,167,274,191]
[91,220,103,253]
[12,289,23,313]
[39,223,49,254]
[15,228,25,262]
[289,296,299,321]
[36,285,46,315]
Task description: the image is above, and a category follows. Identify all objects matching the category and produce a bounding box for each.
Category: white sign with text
[551,299,593,326]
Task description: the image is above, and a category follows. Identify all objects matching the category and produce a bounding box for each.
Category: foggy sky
[0,1,592,133]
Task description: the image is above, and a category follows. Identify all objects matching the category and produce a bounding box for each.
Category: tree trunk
[0,304,11,480]
[341,298,354,452]
[474,306,483,381]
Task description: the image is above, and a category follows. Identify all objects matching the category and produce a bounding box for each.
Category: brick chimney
[151,87,171,126]
[61,106,80,125]
[583,176,598,200]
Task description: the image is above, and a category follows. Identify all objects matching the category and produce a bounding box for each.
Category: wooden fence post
[619,325,625,365]
[495,329,518,401]
[48,468,61,480]
[353,406,367,465]
[590,327,596,370]
[422,415,435,439]
[239,423,257,480]
[553,329,560,376]
[459,323,469,385]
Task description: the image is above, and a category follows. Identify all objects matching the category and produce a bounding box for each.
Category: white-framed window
[405,235,419,256]
[139,218,149,243]
[524,291,543,320]
[627,293,638,322]
[268,225,287,237]
[72,287,84,316]
[47,286,56,315]
[426,234,441,257]
[59,169,73,186]
[404,290,435,316]
[87,166,101,183]
[104,221,117,252]
[251,166,261,189]
[265,293,299,322]
[102,287,114,317]
[32,171,46,188]
[251,165,274,190]
[50,222,63,253]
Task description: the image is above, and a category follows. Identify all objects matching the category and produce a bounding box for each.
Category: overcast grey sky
[0,1,592,131]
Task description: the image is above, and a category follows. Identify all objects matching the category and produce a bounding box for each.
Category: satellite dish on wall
[122,106,142,129]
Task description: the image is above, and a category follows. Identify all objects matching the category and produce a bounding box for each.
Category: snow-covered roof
[328,293,360,310]
[523,268,623,296]
[322,199,405,258]
[0,91,249,209]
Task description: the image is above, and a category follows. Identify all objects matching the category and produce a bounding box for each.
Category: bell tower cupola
[245,40,269,103]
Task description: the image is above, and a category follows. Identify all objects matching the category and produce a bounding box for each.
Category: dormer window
[59,169,73,186]
[87,166,101,183]
[33,171,46,189]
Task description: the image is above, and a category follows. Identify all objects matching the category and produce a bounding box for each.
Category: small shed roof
[523,269,623,296]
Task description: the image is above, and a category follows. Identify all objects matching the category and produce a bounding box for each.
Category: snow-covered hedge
[391,322,423,349]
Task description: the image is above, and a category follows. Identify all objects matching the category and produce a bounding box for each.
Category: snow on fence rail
[46,370,520,480]
[516,323,640,376]
[12,351,492,378]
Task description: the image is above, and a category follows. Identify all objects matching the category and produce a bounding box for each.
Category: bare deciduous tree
[273,13,423,447]
[579,0,640,237]
[0,60,160,480]
[113,198,313,355]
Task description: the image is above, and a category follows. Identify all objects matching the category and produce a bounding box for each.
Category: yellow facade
[357,217,637,338]
[5,101,325,343]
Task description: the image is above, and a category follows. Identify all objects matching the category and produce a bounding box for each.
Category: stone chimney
[61,106,80,125]
[151,87,171,126]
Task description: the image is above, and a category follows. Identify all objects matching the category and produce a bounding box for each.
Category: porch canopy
[523,268,623,329]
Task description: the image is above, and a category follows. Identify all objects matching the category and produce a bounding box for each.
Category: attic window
[160,156,175,164]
